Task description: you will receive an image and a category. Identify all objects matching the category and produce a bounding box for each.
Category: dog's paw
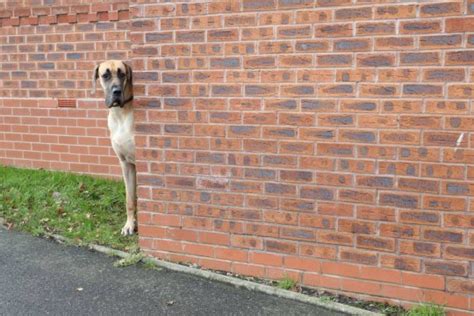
[121,220,135,236]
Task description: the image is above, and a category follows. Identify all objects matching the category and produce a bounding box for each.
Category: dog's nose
[112,87,122,96]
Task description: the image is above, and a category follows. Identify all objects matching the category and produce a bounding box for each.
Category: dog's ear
[124,62,133,87]
[92,64,99,94]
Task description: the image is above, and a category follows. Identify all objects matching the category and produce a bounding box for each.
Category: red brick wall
[131,1,474,313]
[2,0,474,313]
[0,1,129,177]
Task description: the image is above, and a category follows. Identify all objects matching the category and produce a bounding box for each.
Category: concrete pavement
[0,229,344,315]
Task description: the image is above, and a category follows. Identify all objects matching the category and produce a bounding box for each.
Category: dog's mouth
[109,101,122,108]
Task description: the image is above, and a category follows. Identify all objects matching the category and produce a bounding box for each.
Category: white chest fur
[108,106,135,164]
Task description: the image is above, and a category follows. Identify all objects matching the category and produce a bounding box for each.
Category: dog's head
[92,60,133,108]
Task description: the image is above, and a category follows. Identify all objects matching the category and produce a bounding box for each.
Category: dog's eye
[118,72,126,79]
[102,73,111,80]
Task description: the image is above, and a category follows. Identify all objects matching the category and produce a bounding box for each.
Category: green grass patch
[406,303,445,316]
[0,165,137,251]
[276,276,297,290]
[113,253,144,268]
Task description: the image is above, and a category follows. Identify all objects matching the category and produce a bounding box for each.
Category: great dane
[93,60,136,236]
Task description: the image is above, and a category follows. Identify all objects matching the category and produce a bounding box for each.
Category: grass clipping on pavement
[0,166,137,251]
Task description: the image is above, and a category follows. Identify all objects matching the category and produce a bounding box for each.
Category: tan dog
[93,60,136,235]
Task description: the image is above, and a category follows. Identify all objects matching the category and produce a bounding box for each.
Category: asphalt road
[0,229,343,316]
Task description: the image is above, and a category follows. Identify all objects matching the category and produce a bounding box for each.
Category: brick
[264,240,297,254]
[225,14,256,27]
[421,2,461,17]
[244,113,277,125]
[278,0,314,9]
[424,228,463,243]
[357,54,394,67]
[300,128,335,141]
[301,186,334,201]
[190,16,220,29]
[446,51,474,65]
[338,219,375,235]
[340,249,377,265]
[447,279,474,295]
[381,255,420,272]
[400,241,440,258]
[315,23,352,37]
[281,85,315,96]
[380,223,419,239]
[375,5,416,19]
[400,211,439,226]
[295,40,329,53]
[400,21,441,34]
[259,41,293,54]
[420,35,462,48]
[261,12,293,25]
[316,172,352,186]
[279,55,313,68]
[278,140,310,155]
[318,84,354,97]
[339,189,375,204]
[375,37,414,50]
[334,39,370,52]
[245,85,277,97]
[277,25,311,38]
[445,246,474,260]
[335,7,372,21]
[281,227,315,241]
[400,52,439,66]
[243,0,275,11]
[399,147,440,162]
[295,10,330,24]
[317,54,351,67]
[448,84,474,98]
[208,29,239,42]
[227,71,259,83]
[242,27,274,40]
[424,131,464,147]
[425,261,468,277]
[339,130,376,143]
[356,22,395,35]
[423,68,465,82]
[382,100,422,113]
[403,84,443,97]
[357,236,395,252]
[380,193,418,209]
[250,252,283,267]
[279,113,314,126]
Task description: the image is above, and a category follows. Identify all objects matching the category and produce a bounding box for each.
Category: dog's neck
[108,98,134,120]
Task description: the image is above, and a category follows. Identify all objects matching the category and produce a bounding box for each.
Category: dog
[92,60,136,236]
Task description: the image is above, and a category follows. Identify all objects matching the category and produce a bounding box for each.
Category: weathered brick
[400,52,439,66]
[423,68,465,82]
[420,35,462,48]
[446,51,474,65]
[356,22,395,35]
[400,241,440,258]
[315,23,352,37]
[335,7,372,21]
[357,54,395,67]
[400,211,440,225]
[400,21,441,34]
[375,37,414,50]
[380,193,418,209]
[425,261,467,277]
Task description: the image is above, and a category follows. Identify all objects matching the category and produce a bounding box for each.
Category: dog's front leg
[120,160,136,236]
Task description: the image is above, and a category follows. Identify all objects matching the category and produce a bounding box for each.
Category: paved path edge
[0,217,381,316]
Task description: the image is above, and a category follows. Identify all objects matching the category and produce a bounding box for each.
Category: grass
[113,253,144,268]
[276,276,297,290]
[0,165,137,251]
[406,303,445,316]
